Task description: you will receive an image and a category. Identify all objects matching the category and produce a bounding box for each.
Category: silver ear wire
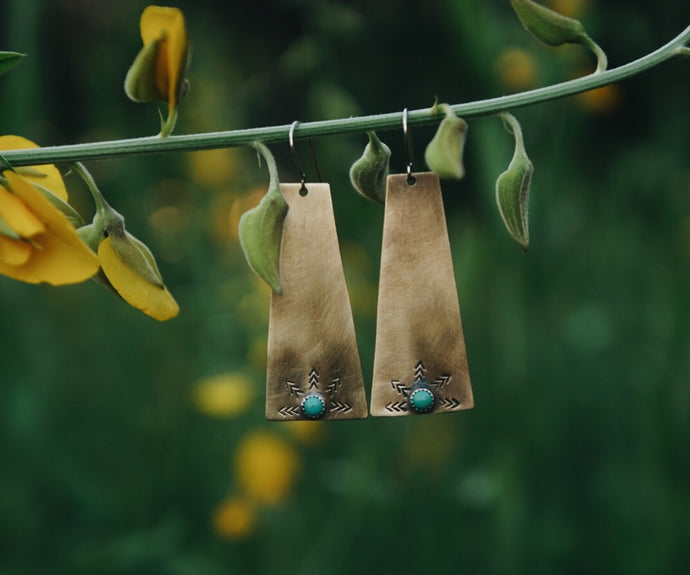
[289,121,322,192]
[403,108,415,185]
[289,121,307,190]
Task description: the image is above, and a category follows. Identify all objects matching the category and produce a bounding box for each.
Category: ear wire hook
[403,108,415,185]
[289,120,307,191]
[289,121,323,194]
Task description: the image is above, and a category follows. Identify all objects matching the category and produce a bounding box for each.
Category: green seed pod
[124,39,165,103]
[0,52,25,78]
[424,103,468,180]
[239,190,288,295]
[496,113,533,252]
[510,0,586,46]
[239,142,289,295]
[349,131,391,205]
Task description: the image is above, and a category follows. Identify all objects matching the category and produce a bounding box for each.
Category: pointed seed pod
[0,52,25,77]
[239,143,289,295]
[510,0,586,46]
[424,103,468,180]
[349,131,391,205]
[496,113,533,252]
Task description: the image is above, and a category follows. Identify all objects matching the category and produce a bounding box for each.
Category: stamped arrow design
[329,401,352,414]
[278,405,302,417]
[433,375,451,389]
[385,401,408,413]
[391,380,408,395]
[285,380,303,397]
[414,361,426,381]
[308,368,319,389]
[439,397,461,409]
[325,377,341,394]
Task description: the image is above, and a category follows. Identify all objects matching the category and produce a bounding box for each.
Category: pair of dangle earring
[265,115,473,421]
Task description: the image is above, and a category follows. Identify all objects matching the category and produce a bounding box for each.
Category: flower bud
[496,113,533,252]
[0,51,25,78]
[107,228,165,289]
[510,0,586,47]
[124,38,166,103]
[239,189,288,295]
[239,142,288,295]
[424,103,468,180]
[349,131,391,205]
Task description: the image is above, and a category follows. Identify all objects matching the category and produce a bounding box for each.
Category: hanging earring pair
[265,114,473,420]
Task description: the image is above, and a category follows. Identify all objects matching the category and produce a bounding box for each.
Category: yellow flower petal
[0,183,46,237]
[193,373,254,418]
[235,431,299,506]
[99,236,179,321]
[0,136,68,201]
[140,5,187,111]
[0,234,31,266]
[0,172,99,285]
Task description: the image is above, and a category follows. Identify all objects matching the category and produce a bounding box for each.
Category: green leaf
[0,52,26,77]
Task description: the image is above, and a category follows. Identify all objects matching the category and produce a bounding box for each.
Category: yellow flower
[125,5,189,132]
[97,233,179,321]
[234,431,299,506]
[213,497,256,541]
[193,373,254,417]
[0,170,99,285]
[0,135,68,200]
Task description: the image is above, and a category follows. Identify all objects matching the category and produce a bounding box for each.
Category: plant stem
[2,24,689,168]
[70,162,113,218]
[581,34,608,74]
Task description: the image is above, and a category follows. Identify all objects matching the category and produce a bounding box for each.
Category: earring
[265,122,368,420]
[370,110,473,416]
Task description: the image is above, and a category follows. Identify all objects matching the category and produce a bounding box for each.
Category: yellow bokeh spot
[188,149,237,186]
[495,48,538,93]
[547,0,591,19]
[193,373,254,418]
[283,420,324,446]
[576,84,621,114]
[235,430,299,506]
[213,497,256,541]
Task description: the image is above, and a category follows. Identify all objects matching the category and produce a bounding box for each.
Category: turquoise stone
[410,387,434,413]
[302,393,326,419]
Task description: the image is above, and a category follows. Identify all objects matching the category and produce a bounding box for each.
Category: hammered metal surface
[266,183,368,420]
[370,173,473,416]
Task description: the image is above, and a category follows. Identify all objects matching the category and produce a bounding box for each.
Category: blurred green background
[1,0,689,573]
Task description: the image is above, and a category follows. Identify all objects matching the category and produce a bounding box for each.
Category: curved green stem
[499,113,527,158]
[2,24,689,168]
[581,34,608,73]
